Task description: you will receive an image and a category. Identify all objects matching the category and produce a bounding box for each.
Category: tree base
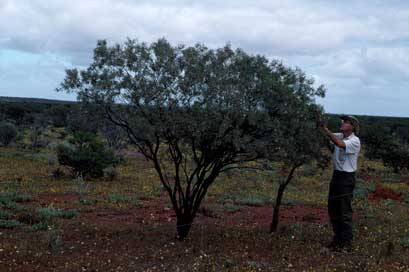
[176,220,193,240]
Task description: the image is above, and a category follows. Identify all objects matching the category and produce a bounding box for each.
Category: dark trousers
[328,170,356,245]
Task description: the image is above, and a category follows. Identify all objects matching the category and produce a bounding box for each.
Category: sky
[0,0,409,117]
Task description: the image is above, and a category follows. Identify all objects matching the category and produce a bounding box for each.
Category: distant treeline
[1,96,409,144]
[326,114,409,144]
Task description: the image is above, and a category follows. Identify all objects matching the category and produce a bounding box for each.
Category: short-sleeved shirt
[331,132,361,172]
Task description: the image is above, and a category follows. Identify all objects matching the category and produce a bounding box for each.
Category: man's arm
[315,111,346,149]
[315,111,346,152]
[320,127,346,149]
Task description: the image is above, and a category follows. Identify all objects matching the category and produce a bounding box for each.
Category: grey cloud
[2,0,406,59]
[0,0,409,116]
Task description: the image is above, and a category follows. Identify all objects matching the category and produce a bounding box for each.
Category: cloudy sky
[0,0,408,116]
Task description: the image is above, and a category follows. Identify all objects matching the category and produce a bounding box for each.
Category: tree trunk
[270,164,300,233]
[176,214,194,240]
[270,184,286,233]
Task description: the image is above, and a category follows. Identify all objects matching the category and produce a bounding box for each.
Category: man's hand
[315,109,326,129]
[315,110,346,149]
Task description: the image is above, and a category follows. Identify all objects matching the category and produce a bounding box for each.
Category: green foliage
[0,210,11,220]
[364,126,409,173]
[0,121,18,146]
[31,222,49,231]
[106,192,140,206]
[354,182,376,199]
[37,205,79,220]
[29,122,48,148]
[0,192,32,203]
[65,104,102,133]
[106,192,126,203]
[223,203,241,213]
[233,195,271,206]
[2,103,27,125]
[48,104,70,127]
[399,237,409,248]
[56,132,119,178]
[0,192,32,212]
[0,219,23,229]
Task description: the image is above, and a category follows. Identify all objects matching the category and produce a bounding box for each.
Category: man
[317,114,361,252]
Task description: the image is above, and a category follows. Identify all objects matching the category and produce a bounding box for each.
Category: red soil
[0,194,360,271]
[368,184,402,202]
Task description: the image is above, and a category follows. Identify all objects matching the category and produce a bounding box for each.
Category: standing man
[317,115,361,252]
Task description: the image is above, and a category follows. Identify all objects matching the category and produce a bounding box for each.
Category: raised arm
[320,127,346,149]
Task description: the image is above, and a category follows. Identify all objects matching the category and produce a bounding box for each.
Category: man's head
[340,115,360,135]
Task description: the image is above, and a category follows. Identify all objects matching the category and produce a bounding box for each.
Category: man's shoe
[325,240,339,250]
[330,242,353,253]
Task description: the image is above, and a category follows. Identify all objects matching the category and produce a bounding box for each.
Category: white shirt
[332,132,361,172]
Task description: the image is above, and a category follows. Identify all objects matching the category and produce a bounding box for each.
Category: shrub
[106,192,140,206]
[29,125,48,148]
[0,219,23,229]
[56,132,119,178]
[365,127,409,173]
[0,121,18,146]
[234,195,271,206]
[31,222,49,231]
[0,192,32,211]
[37,205,79,220]
[103,166,120,181]
[223,203,241,213]
[379,145,409,173]
[0,210,11,220]
[51,168,65,179]
[106,192,125,203]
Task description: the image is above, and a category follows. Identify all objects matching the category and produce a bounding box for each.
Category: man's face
[340,119,354,133]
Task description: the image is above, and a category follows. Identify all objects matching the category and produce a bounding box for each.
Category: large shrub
[58,38,326,239]
[380,145,409,173]
[56,132,119,178]
[0,121,18,146]
[365,126,409,173]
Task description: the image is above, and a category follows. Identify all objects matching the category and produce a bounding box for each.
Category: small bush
[106,192,140,206]
[0,121,18,146]
[60,209,79,219]
[0,192,31,211]
[11,193,32,203]
[399,237,409,249]
[0,210,11,220]
[106,192,126,203]
[365,129,409,173]
[79,198,98,205]
[223,203,241,213]
[37,205,79,220]
[354,182,376,199]
[0,192,31,202]
[51,168,65,179]
[31,222,49,231]
[0,219,23,229]
[234,195,271,206]
[56,132,119,178]
[37,206,62,220]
